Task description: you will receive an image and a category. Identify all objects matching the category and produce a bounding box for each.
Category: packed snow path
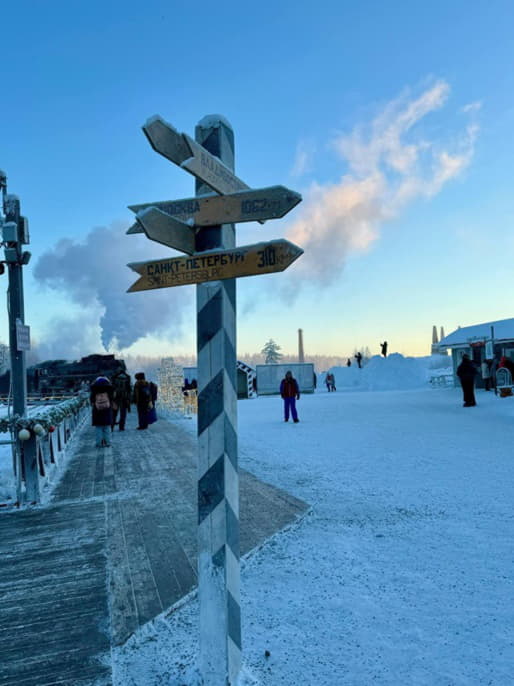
[0,411,307,686]
[114,388,514,684]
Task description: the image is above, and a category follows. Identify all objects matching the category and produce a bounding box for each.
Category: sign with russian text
[143,116,248,195]
[16,319,30,351]
[127,239,303,292]
[128,185,302,232]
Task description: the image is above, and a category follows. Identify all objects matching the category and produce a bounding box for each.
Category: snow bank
[322,353,450,392]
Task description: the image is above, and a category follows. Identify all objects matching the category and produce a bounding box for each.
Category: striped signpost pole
[195,116,241,683]
[128,113,303,685]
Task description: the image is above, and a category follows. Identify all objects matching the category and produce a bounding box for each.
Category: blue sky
[1,0,514,360]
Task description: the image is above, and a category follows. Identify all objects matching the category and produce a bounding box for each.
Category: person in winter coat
[498,355,514,378]
[133,372,153,430]
[111,370,131,431]
[355,352,363,368]
[456,354,477,407]
[489,357,498,392]
[380,341,388,357]
[347,358,351,367]
[280,370,300,423]
[90,376,114,447]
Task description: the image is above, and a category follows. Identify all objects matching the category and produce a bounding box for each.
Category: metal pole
[195,115,241,684]
[3,193,36,501]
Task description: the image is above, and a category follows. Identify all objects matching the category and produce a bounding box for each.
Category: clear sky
[1,0,514,361]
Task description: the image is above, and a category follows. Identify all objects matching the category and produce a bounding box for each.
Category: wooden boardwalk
[0,411,308,685]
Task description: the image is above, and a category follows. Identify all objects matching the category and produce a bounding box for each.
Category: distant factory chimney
[431,325,440,355]
[440,326,445,340]
[298,328,305,363]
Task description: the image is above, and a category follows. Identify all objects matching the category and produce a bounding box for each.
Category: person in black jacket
[111,370,131,432]
[456,354,477,407]
[90,376,114,447]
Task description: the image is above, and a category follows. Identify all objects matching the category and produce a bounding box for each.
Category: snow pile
[324,353,447,392]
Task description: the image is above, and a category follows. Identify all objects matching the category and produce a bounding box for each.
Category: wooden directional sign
[127,239,303,293]
[127,185,302,234]
[143,116,249,195]
[136,207,195,254]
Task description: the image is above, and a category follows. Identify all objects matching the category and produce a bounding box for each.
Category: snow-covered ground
[113,384,514,685]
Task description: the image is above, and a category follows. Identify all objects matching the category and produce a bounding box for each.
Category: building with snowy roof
[439,317,514,387]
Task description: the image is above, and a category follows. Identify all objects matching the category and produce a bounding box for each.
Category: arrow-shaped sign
[127,185,302,233]
[143,116,249,195]
[136,207,195,254]
[127,239,303,293]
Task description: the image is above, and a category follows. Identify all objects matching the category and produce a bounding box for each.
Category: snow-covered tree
[261,339,283,364]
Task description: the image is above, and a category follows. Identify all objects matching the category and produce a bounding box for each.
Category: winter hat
[94,376,110,385]
[135,372,145,380]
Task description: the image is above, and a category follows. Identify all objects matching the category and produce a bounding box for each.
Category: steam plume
[33,221,192,351]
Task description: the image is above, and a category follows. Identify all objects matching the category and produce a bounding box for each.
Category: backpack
[138,384,152,406]
[95,392,110,410]
[114,376,129,400]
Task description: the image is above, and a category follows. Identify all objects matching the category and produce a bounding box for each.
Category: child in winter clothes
[90,376,114,447]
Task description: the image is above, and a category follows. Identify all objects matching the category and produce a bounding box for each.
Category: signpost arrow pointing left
[143,116,249,195]
[136,207,195,254]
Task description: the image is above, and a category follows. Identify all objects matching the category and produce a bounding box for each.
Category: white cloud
[285,80,479,287]
[462,101,482,114]
[290,139,316,177]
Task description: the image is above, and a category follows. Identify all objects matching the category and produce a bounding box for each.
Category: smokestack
[431,325,440,355]
[298,329,305,363]
[440,326,445,340]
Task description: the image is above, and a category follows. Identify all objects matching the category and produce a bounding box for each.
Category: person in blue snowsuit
[280,370,300,423]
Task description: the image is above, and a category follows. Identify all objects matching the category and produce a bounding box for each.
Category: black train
[0,354,127,396]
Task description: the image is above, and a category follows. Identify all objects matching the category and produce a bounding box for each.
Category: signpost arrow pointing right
[136,207,195,254]
[127,239,303,292]
[128,185,302,231]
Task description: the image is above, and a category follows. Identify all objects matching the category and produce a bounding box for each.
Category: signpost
[127,239,303,292]
[127,184,302,232]
[127,114,303,685]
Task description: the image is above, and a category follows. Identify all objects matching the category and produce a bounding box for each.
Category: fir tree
[261,339,283,364]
